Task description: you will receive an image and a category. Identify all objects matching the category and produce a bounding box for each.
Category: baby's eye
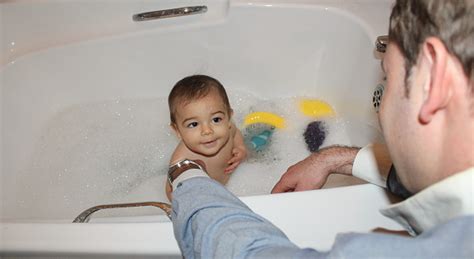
[212,117,223,123]
[187,122,198,128]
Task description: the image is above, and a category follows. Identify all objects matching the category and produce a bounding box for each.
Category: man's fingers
[294,175,326,191]
[294,182,316,192]
[271,177,296,193]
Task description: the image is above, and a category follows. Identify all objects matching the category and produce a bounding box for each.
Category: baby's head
[168,75,232,123]
[168,75,233,156]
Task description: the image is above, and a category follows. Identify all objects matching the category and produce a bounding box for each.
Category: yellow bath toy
[299,99,335,118]
[244,112,286,129]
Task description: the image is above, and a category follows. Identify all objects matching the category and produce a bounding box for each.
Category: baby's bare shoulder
[170,141,214,165]
[170,142,197,164]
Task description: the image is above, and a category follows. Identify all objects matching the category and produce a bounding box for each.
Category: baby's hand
[224,147,247,174]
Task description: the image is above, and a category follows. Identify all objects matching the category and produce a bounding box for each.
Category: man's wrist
[312,146,359,176]
[168,159,209,191]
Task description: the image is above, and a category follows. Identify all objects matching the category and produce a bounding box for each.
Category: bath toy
[243,123,275,152]
[303,121,327,152]
[250,128,274,151]
[244,112,285,129]
[299,99,335,118]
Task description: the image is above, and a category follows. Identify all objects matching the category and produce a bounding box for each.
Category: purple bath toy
[303,121,327,152]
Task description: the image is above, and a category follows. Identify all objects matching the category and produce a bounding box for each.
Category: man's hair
[389,0,474,91]
[168,75,231,123]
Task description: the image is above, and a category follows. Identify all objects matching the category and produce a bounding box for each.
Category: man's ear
[170,123,182,139]
[419,37,452,124]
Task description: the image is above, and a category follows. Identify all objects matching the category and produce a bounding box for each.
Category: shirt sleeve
[352,143,392,188]
[171,175,473,258]
[172,168,209,190]
[171,177,326,258]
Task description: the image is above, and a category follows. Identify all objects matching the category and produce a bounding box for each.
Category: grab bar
[133,6,207,22]
[376,35,389,53]
[73,201,172,223]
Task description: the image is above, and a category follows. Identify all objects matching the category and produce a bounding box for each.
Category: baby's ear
[228,109,234,128]
[170,123,182,139]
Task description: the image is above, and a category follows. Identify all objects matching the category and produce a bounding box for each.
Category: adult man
[167,0,473,257]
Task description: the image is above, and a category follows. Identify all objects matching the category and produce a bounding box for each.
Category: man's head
[379,0,474,193]
[168,75,233,157]
[389,0,474,91]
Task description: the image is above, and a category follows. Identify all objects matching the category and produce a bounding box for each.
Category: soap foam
[11,90,382,220]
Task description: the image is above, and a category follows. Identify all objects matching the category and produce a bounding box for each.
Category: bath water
[9,90,383,220]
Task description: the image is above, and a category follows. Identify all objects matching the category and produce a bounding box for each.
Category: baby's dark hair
[168,75,231,123]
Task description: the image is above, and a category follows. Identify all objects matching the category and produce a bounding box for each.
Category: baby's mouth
[202,139,217,148]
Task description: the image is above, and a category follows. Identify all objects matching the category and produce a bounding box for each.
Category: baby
[167,75,247,185]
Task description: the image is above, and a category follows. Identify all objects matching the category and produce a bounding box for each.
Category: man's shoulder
[330,215,473,258]
[427,215,473,237]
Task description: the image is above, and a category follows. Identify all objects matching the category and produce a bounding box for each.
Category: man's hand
[224,147,247,174]
[271,146,359,193]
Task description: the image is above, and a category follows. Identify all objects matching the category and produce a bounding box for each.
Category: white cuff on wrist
[353,144,391,188]
[172,168,209,190]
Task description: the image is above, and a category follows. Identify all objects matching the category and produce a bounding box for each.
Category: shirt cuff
[352,143,391,188]
[172,168,210,190]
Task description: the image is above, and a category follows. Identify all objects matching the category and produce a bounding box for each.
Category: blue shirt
[172,177,474,258]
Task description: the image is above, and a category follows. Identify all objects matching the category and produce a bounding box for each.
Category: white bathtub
[0,0,402,257]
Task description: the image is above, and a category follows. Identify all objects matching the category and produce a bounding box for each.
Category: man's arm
[171,175,474,258]
[171,167,472,258]
[172,177,324,258]
[272,144,391,193]
[272,146,359,193]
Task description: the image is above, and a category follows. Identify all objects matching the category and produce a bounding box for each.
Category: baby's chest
[204,143,233,171]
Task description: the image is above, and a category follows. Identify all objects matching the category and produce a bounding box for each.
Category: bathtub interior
[1,1,386,223]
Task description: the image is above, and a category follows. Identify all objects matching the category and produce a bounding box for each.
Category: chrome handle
[133,6,208,22]
[73,201,172,223]
[376,35,389,53]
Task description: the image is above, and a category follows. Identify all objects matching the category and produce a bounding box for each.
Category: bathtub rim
[1,183,404,256]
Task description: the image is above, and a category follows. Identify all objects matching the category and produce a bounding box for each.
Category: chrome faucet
[133,6,208,22]
[73,201,172,223]
[376,35,389,53]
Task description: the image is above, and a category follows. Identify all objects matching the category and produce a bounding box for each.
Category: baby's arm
[166,143,187,200]
[224,123,247,174]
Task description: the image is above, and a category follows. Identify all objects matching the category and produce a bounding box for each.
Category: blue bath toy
[244,123,275,152]
[304,121,326,152]
[250,129,274,151]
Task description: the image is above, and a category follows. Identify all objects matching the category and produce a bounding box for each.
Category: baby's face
[172,90,232,157]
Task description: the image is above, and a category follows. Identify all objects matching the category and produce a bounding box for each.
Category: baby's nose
[201,124,214,135]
